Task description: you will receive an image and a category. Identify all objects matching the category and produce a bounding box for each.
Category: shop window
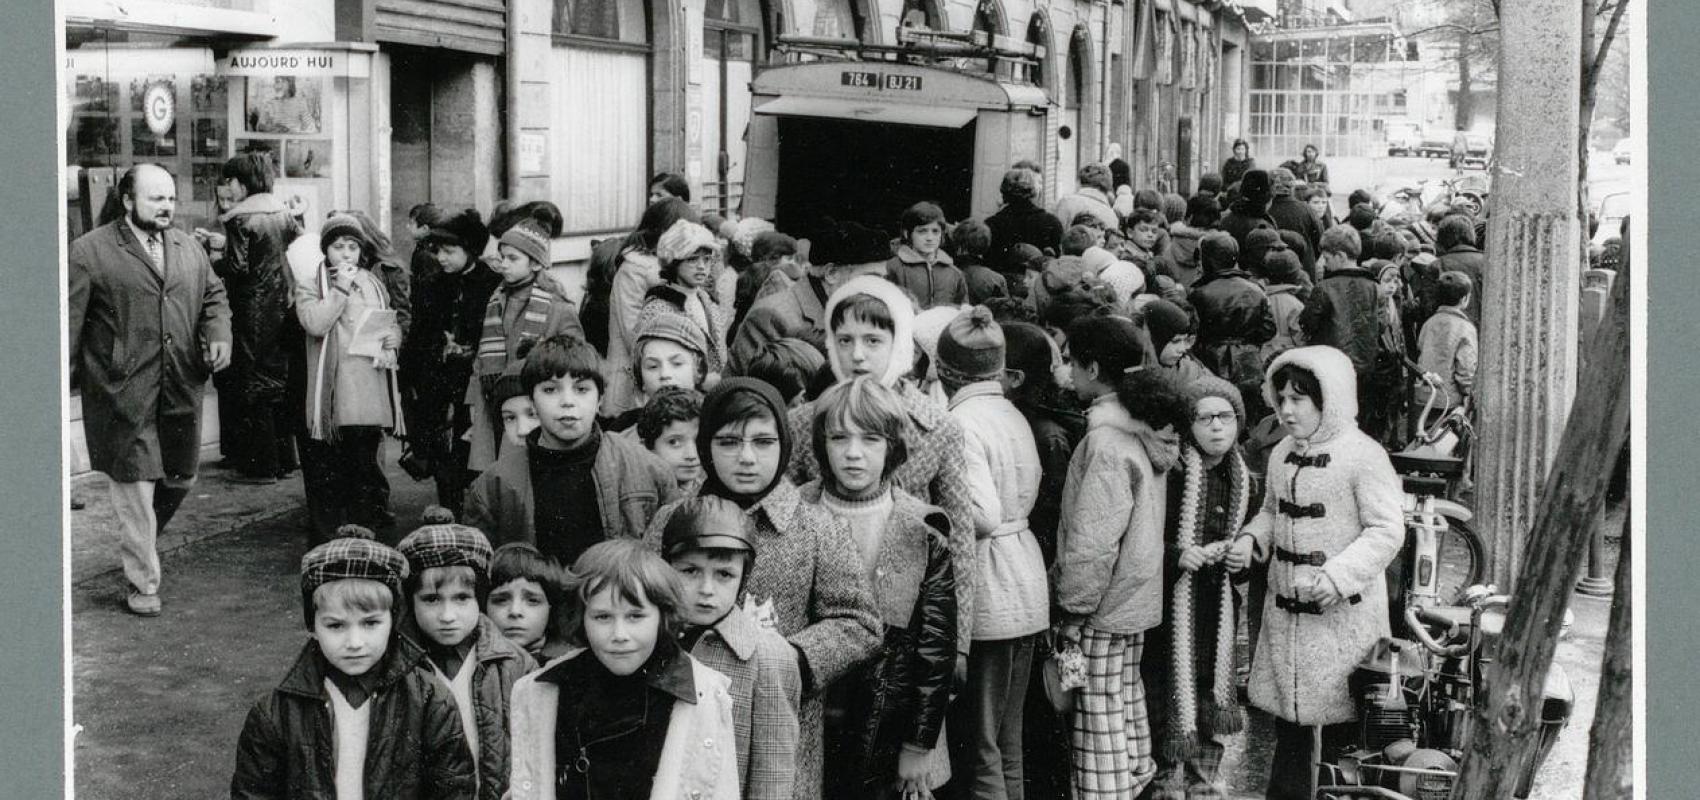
[554,0,648,44]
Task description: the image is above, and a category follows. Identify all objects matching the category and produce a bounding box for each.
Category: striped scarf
[1165,445,1248,762]
[475,277,556,392]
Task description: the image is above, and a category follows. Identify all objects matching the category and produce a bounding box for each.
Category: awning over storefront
[754,95,977,128]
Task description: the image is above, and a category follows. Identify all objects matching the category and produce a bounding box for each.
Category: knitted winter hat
[635,313,710,364]
[655,219,719,266]
[661,495,756,559]
[1141,298,1195,352]
[1188,372,1247,430]
[1263,249,1307,286]
[912,304,968,385]
[319,213,368,255]
[300,525,410,627]
[1270,167,1297,197]
[937,305,1007,383]
[498,220,552,269]
[1080,245,1117,274]
[396,506,495,583]
[426,209,491,256]
[1199,231,1240,275]
[491,364,527,405]
[813,219,893,267]
[730,217,776,261]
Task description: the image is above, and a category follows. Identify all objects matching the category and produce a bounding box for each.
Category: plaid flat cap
[300,532,410,625]
[396,523,495,576]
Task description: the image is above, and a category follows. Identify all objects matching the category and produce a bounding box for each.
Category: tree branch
[1587,0,1629,84]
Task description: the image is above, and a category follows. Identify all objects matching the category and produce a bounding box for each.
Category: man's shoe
[126,591,162,617]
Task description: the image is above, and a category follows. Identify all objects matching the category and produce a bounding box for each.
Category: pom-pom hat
[395,506,495,579]
[937,305,1007,383]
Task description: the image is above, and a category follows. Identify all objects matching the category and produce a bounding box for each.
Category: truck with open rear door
[741,32,1052,243]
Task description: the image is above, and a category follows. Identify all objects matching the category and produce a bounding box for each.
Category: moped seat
[1391,450,1465,478]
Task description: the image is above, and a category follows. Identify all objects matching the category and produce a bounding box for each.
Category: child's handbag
[1042,633,1088,715]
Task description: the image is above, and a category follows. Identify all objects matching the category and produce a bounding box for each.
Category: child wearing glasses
[645,377,881,800]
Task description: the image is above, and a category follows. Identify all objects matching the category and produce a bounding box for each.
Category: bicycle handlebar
[1405,606,1470,657]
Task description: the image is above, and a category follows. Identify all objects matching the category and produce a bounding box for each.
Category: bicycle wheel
[1433,514,1486,603]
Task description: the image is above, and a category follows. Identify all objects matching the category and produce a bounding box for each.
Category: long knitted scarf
[1165,445,1249,762]
[475,277,555,389]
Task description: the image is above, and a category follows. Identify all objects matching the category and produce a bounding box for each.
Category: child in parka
[1224,346,1404,800]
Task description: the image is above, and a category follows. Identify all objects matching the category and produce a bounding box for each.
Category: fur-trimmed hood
[824,274,917,386]
[1261,345,1358,445]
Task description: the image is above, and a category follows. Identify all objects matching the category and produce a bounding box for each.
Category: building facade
[62,0,1253,269]
[1243,0,1418,160]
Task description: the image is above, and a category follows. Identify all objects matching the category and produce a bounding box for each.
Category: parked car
[1612,137,1633,165]
[1386,121,1424,157]
[1418,130,1454,159]
[1460,133,1493,169]
[1593,190,1629,247]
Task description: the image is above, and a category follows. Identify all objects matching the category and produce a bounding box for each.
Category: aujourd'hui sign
[220,50,369,79]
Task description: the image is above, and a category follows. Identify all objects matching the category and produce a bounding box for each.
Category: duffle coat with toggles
[1241,346,1405,725]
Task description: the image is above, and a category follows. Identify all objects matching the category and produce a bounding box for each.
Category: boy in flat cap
[396,508,538,800]
[231,526,475,799]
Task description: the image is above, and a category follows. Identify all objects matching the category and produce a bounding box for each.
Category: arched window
[1026,13,1050,89]
[814,0,864,39]
[972,0,1001,36]
[900,0,943,30]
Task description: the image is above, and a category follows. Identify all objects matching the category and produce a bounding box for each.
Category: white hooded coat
[1243,345,1405,725]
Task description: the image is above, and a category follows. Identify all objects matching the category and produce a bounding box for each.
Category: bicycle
[1384,374,1484,622]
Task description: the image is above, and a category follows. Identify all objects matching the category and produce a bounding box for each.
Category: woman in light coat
[1225,345,1403,800]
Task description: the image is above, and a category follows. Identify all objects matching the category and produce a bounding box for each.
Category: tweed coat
[645,478,882,800]
[1243,346,1404,725]
[685,604,803,800]
[506,650,741,800]
[69,219,232,482]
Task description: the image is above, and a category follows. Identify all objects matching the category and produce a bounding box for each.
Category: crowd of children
[216,157,1515,799]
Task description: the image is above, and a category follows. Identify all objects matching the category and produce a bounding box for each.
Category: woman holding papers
[294,212,407,538]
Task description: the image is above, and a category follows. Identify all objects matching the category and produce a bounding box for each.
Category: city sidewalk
[68,444,1621,799]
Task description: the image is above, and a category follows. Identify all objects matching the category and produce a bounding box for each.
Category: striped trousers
[1070,628,1156,799]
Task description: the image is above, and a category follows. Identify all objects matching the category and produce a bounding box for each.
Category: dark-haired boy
[463,335,680,563]
[1412,271,1477,427]
[887,201,969,309]
[231,530,476,798]
[663,495,802,800]
[396,514,537,800]
[635,386,704,494]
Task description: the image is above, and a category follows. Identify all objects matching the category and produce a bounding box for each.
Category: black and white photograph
[60,0,1642,799]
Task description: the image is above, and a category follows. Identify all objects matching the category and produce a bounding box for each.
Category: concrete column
[1474,0,1583,589]
[511,0,554,202]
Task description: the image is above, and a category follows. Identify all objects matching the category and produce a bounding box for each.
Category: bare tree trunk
[1456,27,1474,131]
[1578,0,1629,240]
[1582,513,1634,800]
[1451,252,1629,797]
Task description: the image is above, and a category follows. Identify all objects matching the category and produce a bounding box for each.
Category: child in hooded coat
[784,276,979,644]
[644,378,883,800]
[1224,346,1403,800]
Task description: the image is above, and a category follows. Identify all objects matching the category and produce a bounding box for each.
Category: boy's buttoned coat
[686,605,804,800]
[1243,346,1404,725]
[69,220,232,482]
[645,479,883,800]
